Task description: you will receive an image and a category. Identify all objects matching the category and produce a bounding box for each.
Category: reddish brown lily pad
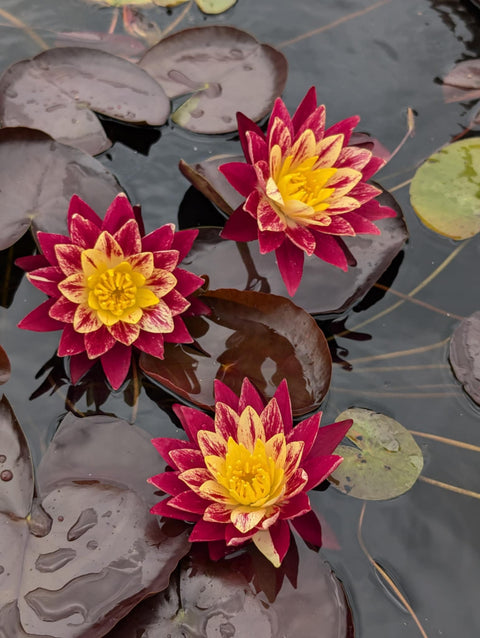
[0,347,11,385]
[449,311,480,405]
[0,128,121,251]
[442,59,480,103]
[138,26,287,134]
[140,288,332,416]
[180,189,407,315]
[0,402,190,637]
[0,47,170,154]
[108,539,354,638]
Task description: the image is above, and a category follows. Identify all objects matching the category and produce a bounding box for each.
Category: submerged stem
[0,7,48,50]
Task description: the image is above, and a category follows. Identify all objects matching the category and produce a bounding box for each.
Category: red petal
[69,214,102,249]
[67,194,102,230]
[291,509,323,546]
[55,243,83,276]
[102,193,135,234]
[107,321,140,347]
[295,104,326,142]
[135,330,165,358]
[84,326,116,358]
[238,377,265,415]
[309,418,353,458]
[173,404,215,444]
[203,502,232,524]
[213,379,240,412]
[49,296,77,322]
[163,289,190,316]
[172,228,198,262]
[347,182,382,205]
[341,212,381,235]
[279,491,311,520]
[153,249,179,271]
[169,491,208,515]
[190,519,226,542]
[267,115,292,157]
[18,299,64,331]
[113,219,142,256]
[148,471,185,496]
[291,87,318,135]
[142,224,175,252]
[163,316,192,344]
[302,454,343,490]
[151,497,199,522]
[219,162,257,197]
[287,412,321,460]
[69,351,95,384]
[312,233,349,270]
[275,240,304,297]
[247,130,269,165]
[260,398,284,439]
[37,232,70,267]
[268,97,293,142]
[58,324,85,356]
[361,156,385,181]
[257,199,284,233]
[258,229,284,253]
[27,267,63,297]
[253,520,291,566]
[100,342,132,389]
[273,379,293,433]
[237,111,265,161]
[214,402,240,441]
[324,115,360,145]
[357,200,397,220]
[15,254,49,271]
[151,437,192,466]
[285,224,315,255]
[221,206,258,242]
[170,448,205,472]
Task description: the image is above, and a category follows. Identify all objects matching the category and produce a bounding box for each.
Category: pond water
[1,0,480,636]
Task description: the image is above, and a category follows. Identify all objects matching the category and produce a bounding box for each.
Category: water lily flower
[149,378,352,567]
[219,87,396,296]
[17,194,204,389]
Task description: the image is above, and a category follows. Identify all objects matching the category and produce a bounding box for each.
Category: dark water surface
[1,0,480,635]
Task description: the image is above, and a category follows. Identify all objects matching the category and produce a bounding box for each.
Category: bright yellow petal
[252,529,281,567]
[136,287,159,308]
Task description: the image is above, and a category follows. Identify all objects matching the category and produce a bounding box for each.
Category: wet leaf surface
[54,31,147,62]
[449,311,480,405]
[140,288,332,416]
[138,26,287,133]
[108,539,354,638]
[442,59,480,103]
[0,347,11,385]
[0,47,170,154]
[0,408,190,637]
[0,128,121,250]
[329,408,424,500]
[181,190,407,315]
[410,138,480,239]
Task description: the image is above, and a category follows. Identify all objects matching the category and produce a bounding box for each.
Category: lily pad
[0,347,10,385]
[329,407,424,500]
[108,539,354,638]
[0,402,190,637]
[181,190,407,315]
[140,288,332,416]
[0,47,170,154]
[0,127,121,251]
[409,138,480,239]
[442,59,480,103]
[449,311,480,405]
[138,26,287,134]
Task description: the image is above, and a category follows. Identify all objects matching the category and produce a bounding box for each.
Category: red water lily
[219,87,396,296]
[17,194,204,389]
[149,378,352,567]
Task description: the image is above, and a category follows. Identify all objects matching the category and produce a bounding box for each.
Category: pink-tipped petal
[275,240,304,297]
[27,267,63,297]
[286,412,321,460]
[113,219,142,256]
[309,418,353,458]
[151,498,200,522]
[260,398,284,439]
[272,379,293,433]
[237,111,265,161]
[148,471,185,496]
[312,233,349,270]
[203,502,233,524]
[302,454,343,491]
[169,491,208,515]
[324,115,360,145]
[151,437,192,466]
[49,296,77,322]
[100,342,131,389]
[190,519,226,542]
[238,377,265,415]
[173,404,215,444]
[15,254,49,271]
[213,402,241,442]
[142,224,175,253]
[171,228,199,263]
[135,330,165,358]
[37,233,70,267]
[295,104,326,143]
[291,86,318,134]
[171,448,206,473]
[163,315,192,344]
[291,509,323,547]
[214,379,240,412]
[18,299,65,331]
[84,326,116,358]
[279,491,311,520]
[340,211,381,235]
[67,194,102,230]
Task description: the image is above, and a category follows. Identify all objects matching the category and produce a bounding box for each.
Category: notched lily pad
[109,540,354,638]
[139,26,287,133]
[181,189,407,315]
[410,138,480,239]
[0,347,11,385]
[140,288,332,416]
[0,127,121,250]
[0,406,190,637]
[449,311,480,405]
[329,407,423,500]
[0,47,170,154]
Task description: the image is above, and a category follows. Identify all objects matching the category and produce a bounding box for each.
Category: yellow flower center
[91,267,140,316]
[215,437,285,508]
[276,155,337,211]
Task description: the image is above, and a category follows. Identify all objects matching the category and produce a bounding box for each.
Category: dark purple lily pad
[180,190,407,315]
[138,26,287,134]
[108,538,354,638]
[449,311,480,405]
[0,127,121,251]
[54,31,147,62]
[442,59,480,103]
[0,47,170,154]
[0,347,10,385]
[140,288,332,416]
[0,403,190,637]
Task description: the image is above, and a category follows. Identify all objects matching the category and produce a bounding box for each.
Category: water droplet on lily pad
[329,407,423,500]
[410,138,480,239]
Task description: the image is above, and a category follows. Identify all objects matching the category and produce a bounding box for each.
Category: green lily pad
[409,138,480,239]
[329,408,423,500]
